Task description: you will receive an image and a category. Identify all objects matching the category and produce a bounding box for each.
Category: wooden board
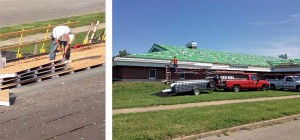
[0,90,10,106]
[0,43,105,90]
[0,43,105,74]
[0,63,68,90]
[0,60,65,82]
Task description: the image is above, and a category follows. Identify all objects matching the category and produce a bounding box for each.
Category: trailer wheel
[193,88,201,95]
[270,84,276,90]
[209,80,216,89]
[262,85,269,91]
[233,85,240,92]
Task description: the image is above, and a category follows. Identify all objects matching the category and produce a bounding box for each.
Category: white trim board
[114,57,273,72]
[0,74,16,79]
[0,101,10,106]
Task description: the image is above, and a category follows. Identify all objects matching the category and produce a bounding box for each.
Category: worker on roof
[50,26,75,63]
[171,56,178,73]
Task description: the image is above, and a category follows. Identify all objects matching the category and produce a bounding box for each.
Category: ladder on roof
[165,65,173,84]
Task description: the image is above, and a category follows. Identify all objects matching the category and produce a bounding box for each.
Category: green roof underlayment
[268,59,300,67]
[126,44,299,67]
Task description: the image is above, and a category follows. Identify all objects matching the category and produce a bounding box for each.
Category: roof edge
[148,44,167,53]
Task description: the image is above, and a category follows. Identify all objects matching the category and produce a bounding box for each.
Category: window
[286,77,293,82]
[149,69,156,79]
[252,75,259,81]
[179,73,185,79]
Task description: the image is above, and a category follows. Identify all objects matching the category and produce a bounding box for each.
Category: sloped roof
[127,44,285,67]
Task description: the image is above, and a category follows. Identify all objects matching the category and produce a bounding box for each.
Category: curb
[173,114,300,140]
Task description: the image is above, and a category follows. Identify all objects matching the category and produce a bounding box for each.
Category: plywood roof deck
[0,90,10,106]
[1,43,106,75]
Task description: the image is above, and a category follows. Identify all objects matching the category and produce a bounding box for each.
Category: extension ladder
[165,65,173,84]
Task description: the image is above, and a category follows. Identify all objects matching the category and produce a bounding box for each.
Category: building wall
[113,66,206,80]
[113,66,165,79]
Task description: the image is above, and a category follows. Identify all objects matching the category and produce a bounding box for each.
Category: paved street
[0,0,105,27]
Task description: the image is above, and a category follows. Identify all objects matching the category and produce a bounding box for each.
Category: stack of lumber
[0,59,67,90]
[0,43,105,90]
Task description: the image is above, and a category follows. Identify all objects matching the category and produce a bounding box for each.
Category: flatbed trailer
[162,80,214,95]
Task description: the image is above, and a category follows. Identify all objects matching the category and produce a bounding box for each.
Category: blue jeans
[49,39,70,60]
[173,64,178,72]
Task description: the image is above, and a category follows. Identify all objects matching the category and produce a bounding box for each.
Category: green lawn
[113,98,300,140]
[0,12,105,40]
[113,82,300,109]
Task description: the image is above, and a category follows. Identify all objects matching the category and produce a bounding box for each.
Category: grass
[0,12,105,40]
[113,98,300,140]
[9,28,105,55]
[113,82,300,109]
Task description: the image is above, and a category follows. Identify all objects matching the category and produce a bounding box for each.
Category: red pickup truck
[223,75,270,92]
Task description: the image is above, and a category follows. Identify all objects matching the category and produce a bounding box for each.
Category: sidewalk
[174,114,300,140]
[0,23,105,47]
[113,95,300,115]
[199,118,300,140]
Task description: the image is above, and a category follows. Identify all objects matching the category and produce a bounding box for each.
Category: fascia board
[272,67,300,72]
[114,58,300,72]
[114,57,272,72]
[114,57,212,68]
[211,64,271,72]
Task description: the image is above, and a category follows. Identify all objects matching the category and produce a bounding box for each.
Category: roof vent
[186,41,197,49]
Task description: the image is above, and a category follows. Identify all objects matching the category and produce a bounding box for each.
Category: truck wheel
[297,86,300,92]
[233,85,240,92]
[262,85,269,91]
[193,88,201,95]
[270,84,276,90]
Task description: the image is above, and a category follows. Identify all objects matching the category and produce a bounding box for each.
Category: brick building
[113,43,300,81]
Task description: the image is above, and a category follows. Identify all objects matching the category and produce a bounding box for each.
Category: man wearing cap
[50,26,75,63]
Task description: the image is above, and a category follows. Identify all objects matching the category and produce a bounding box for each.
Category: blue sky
[113,0,300,58]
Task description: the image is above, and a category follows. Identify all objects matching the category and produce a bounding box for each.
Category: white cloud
[290,14,300,18]
[247,36,300,59]
[250,19,293,26]
[250,14,300,26]
[250,19,300,26]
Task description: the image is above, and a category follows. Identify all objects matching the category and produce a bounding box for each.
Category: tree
[117,50,130,57]
[279,54,288,59]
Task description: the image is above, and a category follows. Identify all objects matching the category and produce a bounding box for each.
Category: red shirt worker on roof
[171,56,178,72]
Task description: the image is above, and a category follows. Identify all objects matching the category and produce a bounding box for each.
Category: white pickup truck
[267,76,300,92]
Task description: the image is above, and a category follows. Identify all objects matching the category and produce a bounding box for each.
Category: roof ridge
[127,43,298,67]
[155,44,280,59]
